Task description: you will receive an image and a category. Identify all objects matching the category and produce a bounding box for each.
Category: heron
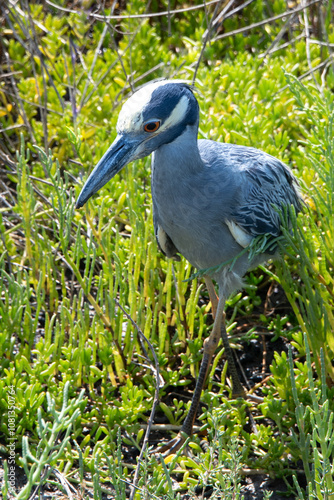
[76,79,302,454]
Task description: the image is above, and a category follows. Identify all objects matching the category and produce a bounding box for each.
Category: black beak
[76,134,138,208]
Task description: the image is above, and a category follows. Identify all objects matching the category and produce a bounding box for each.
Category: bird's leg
[220,314,246,398]
[157,296,226,456]
[180,299,224,436]
[204,276,219,319]
[205,276,245,398]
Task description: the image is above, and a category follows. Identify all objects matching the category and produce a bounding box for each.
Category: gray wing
[199,141,303,239]
[153,212,180,260]
[232,149,303,237]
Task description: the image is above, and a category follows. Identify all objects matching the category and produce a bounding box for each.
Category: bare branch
[260,13,298,60]
[212,0,322,42]
[44,0,221,20]
[193,0,230,85]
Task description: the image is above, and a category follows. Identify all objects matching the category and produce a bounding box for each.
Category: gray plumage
[76,79,301,296]
[76,79,302,449]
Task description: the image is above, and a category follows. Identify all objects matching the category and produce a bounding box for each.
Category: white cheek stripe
[158,94,189,133]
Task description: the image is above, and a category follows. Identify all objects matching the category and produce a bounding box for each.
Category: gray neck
[152,123,202,176]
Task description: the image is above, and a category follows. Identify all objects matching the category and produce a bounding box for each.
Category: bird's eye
[144,121,161,133]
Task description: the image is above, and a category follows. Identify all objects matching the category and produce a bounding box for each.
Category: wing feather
[230,150,303,238]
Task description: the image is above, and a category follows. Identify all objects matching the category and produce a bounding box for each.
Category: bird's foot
[232,386,264,405]
[246,392,264,404]
[231,387,247,399]
[154,431,191,459]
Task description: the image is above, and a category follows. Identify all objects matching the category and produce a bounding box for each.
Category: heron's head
[76,80,198,208]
